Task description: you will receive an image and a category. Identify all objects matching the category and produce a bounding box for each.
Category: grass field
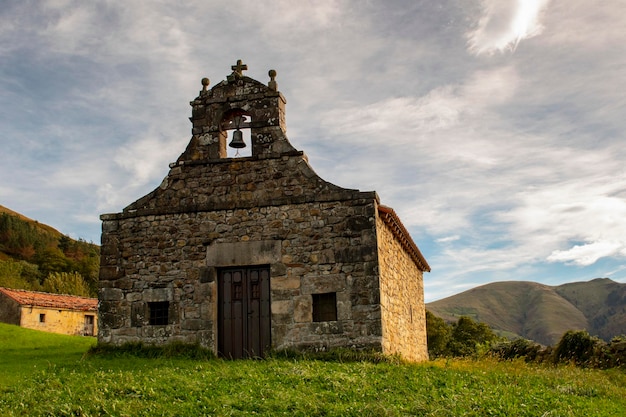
[0,322,96,388]
[1,323,625,416]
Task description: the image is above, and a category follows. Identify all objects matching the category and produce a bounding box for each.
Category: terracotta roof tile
[378,205,431,272]
[0,287,97,311]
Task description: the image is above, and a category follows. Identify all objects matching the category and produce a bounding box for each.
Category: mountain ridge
[426,278,626,346]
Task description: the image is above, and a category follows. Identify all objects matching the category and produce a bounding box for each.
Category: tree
[75,252,100,295]
[0,259,28,289]
[426,310,451,357]
[42,271,91,297]
[34,247,72,279]
[58,234,72,252]
[447,316,498,357]
[0,259,41,290]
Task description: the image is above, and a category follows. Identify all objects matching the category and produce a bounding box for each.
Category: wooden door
[83,315,95,336]
[218,266,271,359]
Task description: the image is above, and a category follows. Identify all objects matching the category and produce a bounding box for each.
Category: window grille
[148,302,169,325]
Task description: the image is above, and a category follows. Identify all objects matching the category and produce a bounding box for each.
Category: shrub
[610,336,626,367]
[490,338,542,362]
[553,330,601,367]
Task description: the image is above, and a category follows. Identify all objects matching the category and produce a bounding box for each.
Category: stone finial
[268,69,278,91]
[201,77,210,92]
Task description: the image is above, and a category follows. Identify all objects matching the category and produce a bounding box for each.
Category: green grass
[0,322,95,388]
[1,323,625,416]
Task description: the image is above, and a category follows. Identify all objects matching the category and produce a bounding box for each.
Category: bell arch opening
[222,109,252,158]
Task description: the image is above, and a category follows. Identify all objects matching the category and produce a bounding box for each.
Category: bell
[229,129,246,148]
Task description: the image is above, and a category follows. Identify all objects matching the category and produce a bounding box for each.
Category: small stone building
[0,287,98,336]
[98,61,430,361]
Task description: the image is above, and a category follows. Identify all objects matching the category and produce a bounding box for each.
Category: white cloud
[240,0,343,37]
[497,173,626,267]
[313,55,626,280]
[319,66,519,142]
[113,135,179,186]
[468,0,551,55]
[436,235,461,244]
[548,241,623,266]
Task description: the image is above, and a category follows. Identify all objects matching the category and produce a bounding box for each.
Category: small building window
[39,313,46,323]
[148,302,169,325]
[312,292,337,322]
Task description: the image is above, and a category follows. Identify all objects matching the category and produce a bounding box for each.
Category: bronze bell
[229,129,246,148]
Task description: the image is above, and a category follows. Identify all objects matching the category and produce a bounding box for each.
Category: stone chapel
[98,61,431,361]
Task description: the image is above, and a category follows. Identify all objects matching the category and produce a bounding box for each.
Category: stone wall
[376,211,429,362]
[99,152,383,352]
[0,293,20,325]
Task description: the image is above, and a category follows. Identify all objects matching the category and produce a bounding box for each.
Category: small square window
[312,292,337,322]
[39,313,46,323]
[148,302,169,325]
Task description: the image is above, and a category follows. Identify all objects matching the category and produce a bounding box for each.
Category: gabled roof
[0,287,97,311]
[377,205,431,272]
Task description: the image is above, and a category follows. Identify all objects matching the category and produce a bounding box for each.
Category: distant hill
[0,205,63,237]
[426,278,626,346]
[0,204,64,262]
[0,204,99,296]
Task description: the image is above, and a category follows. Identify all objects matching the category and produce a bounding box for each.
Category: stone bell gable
[99,60,430,362]
[181,62,293,161]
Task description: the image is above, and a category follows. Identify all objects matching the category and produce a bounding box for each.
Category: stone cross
[231,59,248,78]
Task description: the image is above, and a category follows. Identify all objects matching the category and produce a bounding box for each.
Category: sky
[1,0,625,302]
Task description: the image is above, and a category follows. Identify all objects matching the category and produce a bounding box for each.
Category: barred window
[148,301,169,325]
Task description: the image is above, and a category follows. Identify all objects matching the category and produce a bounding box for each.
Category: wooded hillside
[0,205,99,297]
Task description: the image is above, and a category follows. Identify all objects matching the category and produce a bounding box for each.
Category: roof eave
[377,205,431,272]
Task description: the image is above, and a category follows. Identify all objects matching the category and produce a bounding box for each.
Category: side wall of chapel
[376,213,429,362]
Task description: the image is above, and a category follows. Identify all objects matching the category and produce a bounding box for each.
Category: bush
[553,330,601,367]
[490,338,542,362]
[606,336,626,368]
[488,332,626,370]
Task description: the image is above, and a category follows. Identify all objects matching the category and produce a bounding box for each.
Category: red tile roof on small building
[377,205,431,272]
[0,287,97,311]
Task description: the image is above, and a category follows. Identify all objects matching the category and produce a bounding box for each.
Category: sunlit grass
[1,324,625,416]
[0,322,95,388]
